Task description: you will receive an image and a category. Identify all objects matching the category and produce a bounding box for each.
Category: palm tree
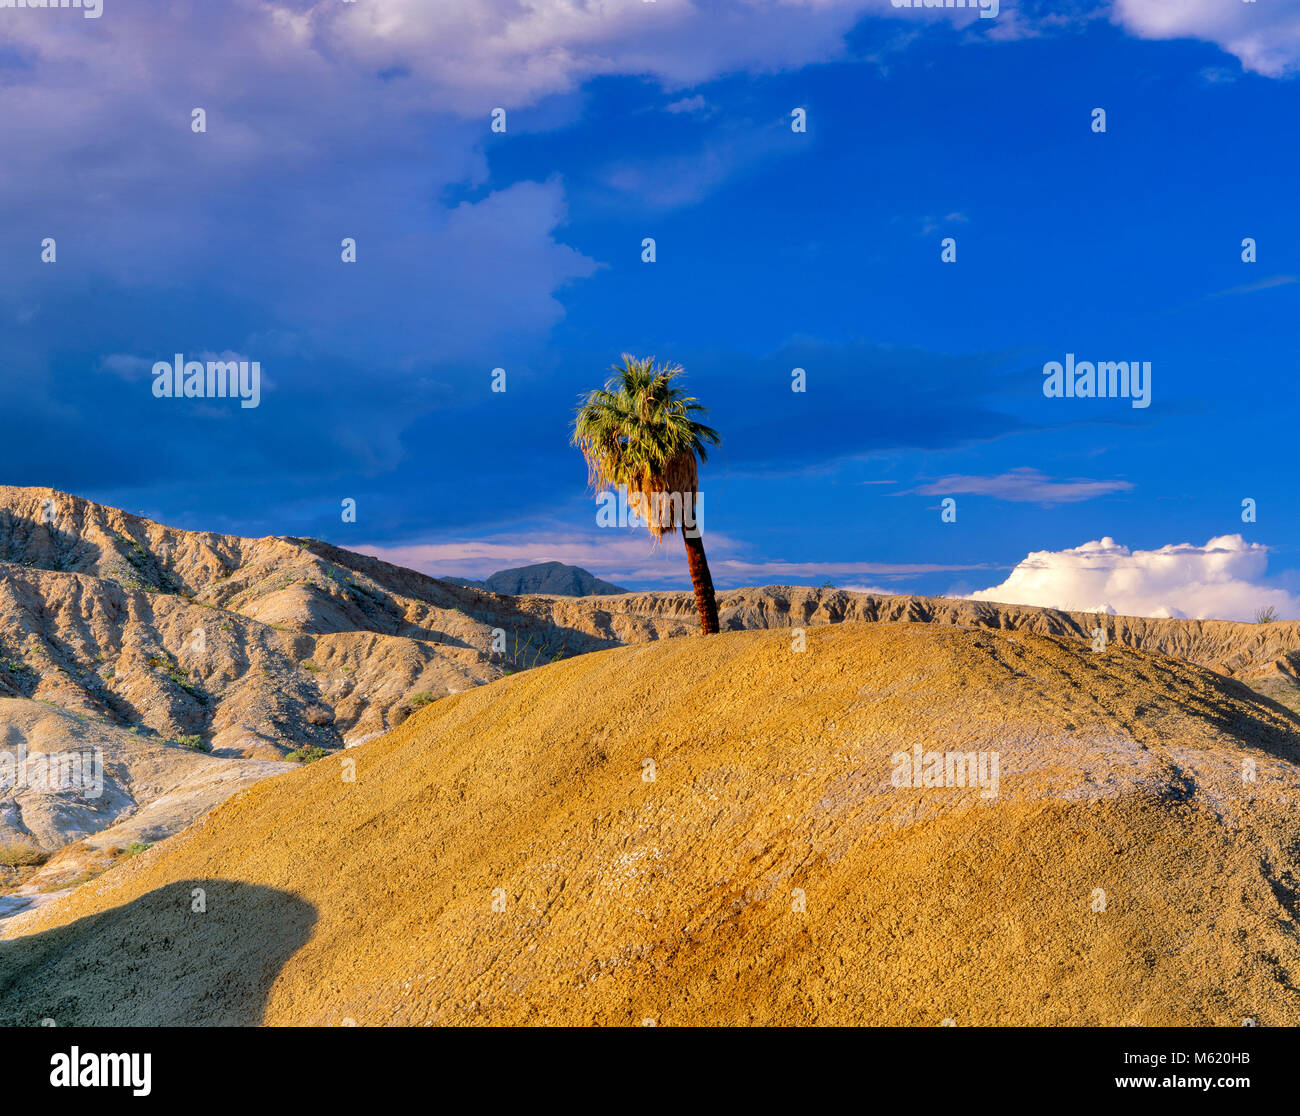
[573,354,722,634]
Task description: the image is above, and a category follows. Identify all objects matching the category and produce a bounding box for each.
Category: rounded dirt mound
[3,623,1299,1025]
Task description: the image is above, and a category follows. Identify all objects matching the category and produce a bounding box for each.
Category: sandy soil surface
[2,623,1297,1026]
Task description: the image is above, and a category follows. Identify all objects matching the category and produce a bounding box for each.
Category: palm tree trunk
[683,531,720,634]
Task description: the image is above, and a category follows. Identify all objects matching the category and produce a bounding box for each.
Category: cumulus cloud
[7,0,1007,360]
[0,1,602,368]
[1110,0,1300,78]
[328,0,916,112]
[915,467,1133,504]
[9,0,1259,351]
[969,535,1300,621]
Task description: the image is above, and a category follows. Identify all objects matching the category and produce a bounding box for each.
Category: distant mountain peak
[442,561,626,597]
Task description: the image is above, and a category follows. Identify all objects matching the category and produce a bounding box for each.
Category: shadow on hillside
[0,879,315,1026]
[0,513,102,575]
[295,537,626,653]
[1172,671,1300,764]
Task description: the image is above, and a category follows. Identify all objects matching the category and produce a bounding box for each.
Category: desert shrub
[305,703,334,726]
[494,630,569,673]
[1255,605,1279,625]
[0,838,49,868]
[410,691,435,708]
[124,841,152,858]
[174,733,211,753]
[285,745,329,764]
[148,654,201,696]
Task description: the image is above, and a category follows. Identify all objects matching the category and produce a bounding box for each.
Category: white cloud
[358,530,990,588]
[1199,65,1240,86]
[715,558,991,579]
[357,530,701,584]
[918,211,969,235]
[916,467,1133,504]
[0,3,596,364]
[7,0,1292,372]
[97,354,153,382]
[969,534,1300,621]
[665,94,709,115]
[328,0,913,113]
[10,0,1270,346]
[1110,0,1300,78]
[601,122,789,208]
[1207,275,1298,299]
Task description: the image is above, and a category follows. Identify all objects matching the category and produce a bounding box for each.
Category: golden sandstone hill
[2,624,1298,1026]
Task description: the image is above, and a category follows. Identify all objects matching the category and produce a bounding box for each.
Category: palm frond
[572,354,719,540]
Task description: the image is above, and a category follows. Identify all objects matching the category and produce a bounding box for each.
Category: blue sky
[3,0,1300,619]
